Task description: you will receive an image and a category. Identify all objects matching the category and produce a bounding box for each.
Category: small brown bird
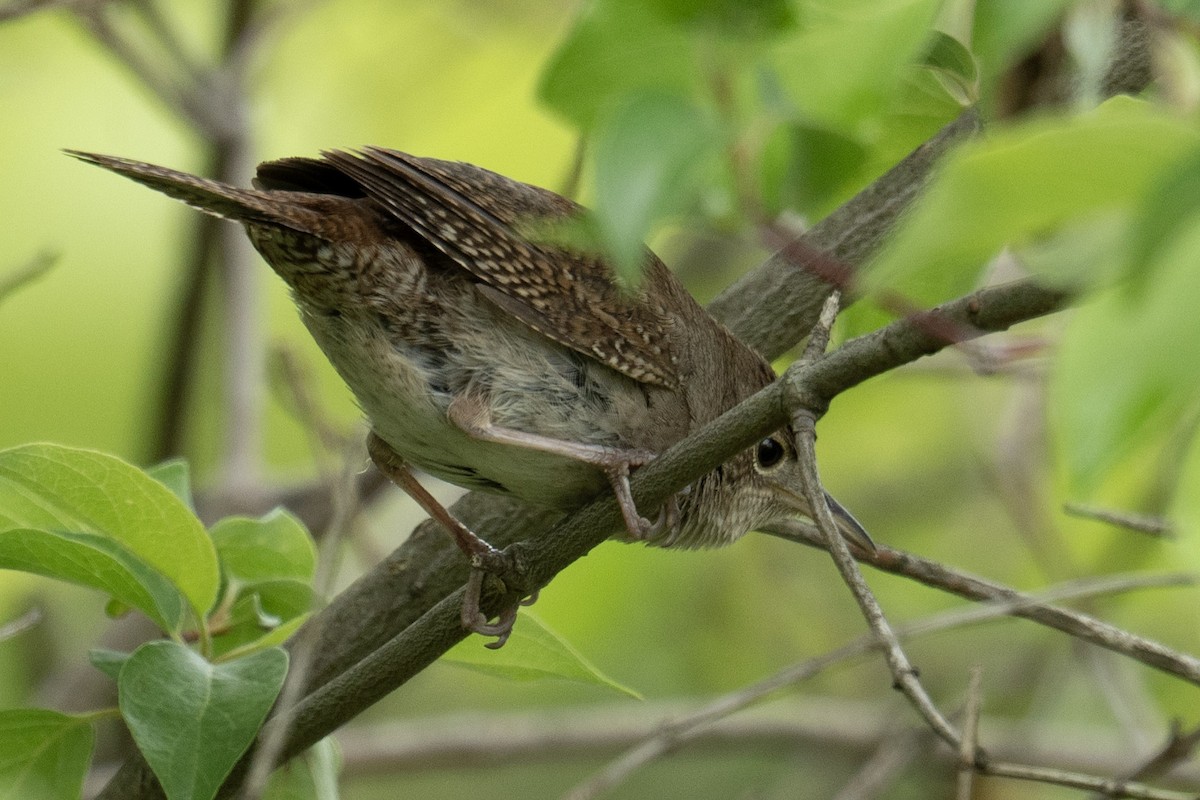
[70,147,871,645]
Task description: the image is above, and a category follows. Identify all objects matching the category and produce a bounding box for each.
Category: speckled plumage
[70,147,870,553]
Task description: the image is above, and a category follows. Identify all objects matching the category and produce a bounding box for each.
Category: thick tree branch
[708,111,981,359]
[194,278,1070,799]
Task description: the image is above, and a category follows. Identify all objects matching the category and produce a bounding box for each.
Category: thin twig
[0,0,75,22]
[1064,502,1175,539]
[767,519,1200,686]
[240,438,361,800]
[1091,722,1200,800]
[128,0,206,83]
[72,6,223,140]
[0,607,42,641]
[0,251,57,306]
[982,760,1197,800]
[329,697,1200,790]
[792,411,960,747]
[789,292,960,748]
[268,346,356,460]
[832,723,934,800]
[957,666,984,800]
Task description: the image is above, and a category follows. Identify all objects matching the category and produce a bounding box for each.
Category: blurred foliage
[1,0,1199,798]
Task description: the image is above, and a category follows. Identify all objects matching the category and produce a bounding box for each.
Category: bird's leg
[367,432,522,647]
[447,394,659,539]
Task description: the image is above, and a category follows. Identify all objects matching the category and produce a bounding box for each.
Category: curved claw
[645,494,682,545]
[461,569,530,648]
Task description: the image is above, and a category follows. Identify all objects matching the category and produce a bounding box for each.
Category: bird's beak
[769,484,876,554]
[822,491,876,554]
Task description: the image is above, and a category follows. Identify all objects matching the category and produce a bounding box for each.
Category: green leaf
[89,648,130,681]
[1126,148,1200,294]
[210,509,316,586]
[646,0,796,37]
[920,30,978,105]
[0,528,185,632]
[591,90,718,279]
[1052,217,1200,489]
[217,613,310,662]
[761,122,869,215]
[0,708,93,800]
[443,613,641,699]
[0,444,219,623]
[972,0,1074,86]
[208,510,315,657]
[261,737,340,800]
[146,460,195,512]
[771,0,942,132]
[208,587,311,659]
[119,641,288,800]
[1015,211,1130,289]
[866,97,1200,305]
[538,0,700,128]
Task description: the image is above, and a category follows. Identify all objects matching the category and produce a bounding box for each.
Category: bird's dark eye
[756,437,786,470]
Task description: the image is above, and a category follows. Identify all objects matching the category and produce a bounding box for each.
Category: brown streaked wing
[318,147,680,389]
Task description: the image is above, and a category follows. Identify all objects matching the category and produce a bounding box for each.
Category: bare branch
[982,760,1196,800]
[1064,502,1175,538]
[0,251,56,307]
[558,572,1191,796]
[957,666,984,800]
[792,407,960,747]
[832,725,934,800]
[768,520,1200,686]
[0,607,42,641]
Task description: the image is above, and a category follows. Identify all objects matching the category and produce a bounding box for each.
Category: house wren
[71,147,871,644]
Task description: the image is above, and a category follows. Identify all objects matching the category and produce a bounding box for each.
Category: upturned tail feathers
[66,150,301,229]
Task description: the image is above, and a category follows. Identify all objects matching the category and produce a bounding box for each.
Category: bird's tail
[66,150,294,228]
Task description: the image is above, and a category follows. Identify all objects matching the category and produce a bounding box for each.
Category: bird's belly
[301,310,611,509]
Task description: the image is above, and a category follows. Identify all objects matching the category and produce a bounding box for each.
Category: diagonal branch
[98,116,1072,799]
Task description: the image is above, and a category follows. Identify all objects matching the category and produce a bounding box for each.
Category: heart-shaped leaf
[119,641,288,800]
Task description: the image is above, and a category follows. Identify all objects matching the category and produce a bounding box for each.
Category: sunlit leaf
[444,612,641,698]
[0,444,219,623]
[208,587,311,659]
[0,709,93,800]
[760,122,869,215]
[217,613,310,663]
[146,460,195,513]
[538,0,699,128]
[772,0,942,132]
[0,528,185,632]
[921,30,979,105]
[1126,148,1200,295]
[1052,218,1200,489]
[210,509,316,586]
[866,97,1200,305]
[591,90,718,279]
[646,0,796,36]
